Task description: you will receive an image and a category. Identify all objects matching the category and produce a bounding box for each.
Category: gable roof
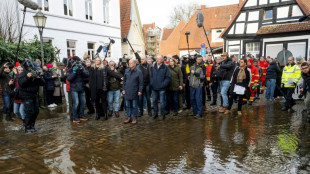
[160,21,186,56]
[120,0,132,38]
[221,0,310,38]
[179,4,239,50]
[257,21,310,35]
[162,28,174,40]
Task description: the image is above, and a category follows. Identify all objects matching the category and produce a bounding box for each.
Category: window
[38,0,49,12]
[103,0,109,23]
[67,40,76,57]
[88,43,95,59]
[157,36,160,40]
[85,0,93,20]
[43,38,52,44]
[264,9,273,20]
[212,29,224,42]
[64,0,73,16]
[148,28,153,35]
[246,42,260,52]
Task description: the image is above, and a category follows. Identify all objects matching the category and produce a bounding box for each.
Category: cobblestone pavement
[0,98,310,173]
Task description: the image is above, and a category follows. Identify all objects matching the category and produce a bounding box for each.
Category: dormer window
[264,9,273,20]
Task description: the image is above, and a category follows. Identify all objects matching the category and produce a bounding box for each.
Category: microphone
[96,45,103,55]
[299,15,309,22]
[18,0,39,10]
[123,35,128,42]
[109,38,115,44]
[196,11,204,28]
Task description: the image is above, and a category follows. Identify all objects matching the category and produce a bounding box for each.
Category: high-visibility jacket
[247,59,259,85]
[258,60,269,76]
[281,64,301,88]
[205,61,214,81]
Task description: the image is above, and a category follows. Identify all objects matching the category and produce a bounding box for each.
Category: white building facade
[14,0,121,61]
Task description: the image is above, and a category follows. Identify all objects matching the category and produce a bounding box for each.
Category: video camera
[62,57,86,70]
[118,55,128,68]
[21,59,43,78]
[182,54,197,66]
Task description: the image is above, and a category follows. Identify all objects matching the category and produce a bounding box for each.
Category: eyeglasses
[301,67,309,70]
[4,67,9,69]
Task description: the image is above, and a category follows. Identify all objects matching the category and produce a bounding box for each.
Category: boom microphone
[96,45,103,54]
[18,0,39,10]
[196,11,204,28]
[109,38,115,44]
[123,35,128,42]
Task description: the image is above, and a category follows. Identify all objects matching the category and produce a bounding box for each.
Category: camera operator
[300,62,310,120]
[0,62,14,121]
[19,61,45,133]
[67,56,89,123]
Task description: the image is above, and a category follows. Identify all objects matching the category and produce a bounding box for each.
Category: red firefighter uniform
[244,59,259,103]
[205,61,214,82]
[258,60,269,93]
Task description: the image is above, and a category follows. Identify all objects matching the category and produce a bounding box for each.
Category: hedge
[0,36,56,65]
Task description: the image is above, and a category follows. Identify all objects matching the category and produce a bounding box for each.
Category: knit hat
[46,63,53,68]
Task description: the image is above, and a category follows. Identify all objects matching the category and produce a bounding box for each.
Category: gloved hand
[73,66,78,73]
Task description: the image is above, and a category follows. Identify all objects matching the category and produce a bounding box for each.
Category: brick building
[143,23,162,56]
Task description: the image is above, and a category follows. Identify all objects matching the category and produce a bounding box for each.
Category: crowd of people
[1,51,310,133]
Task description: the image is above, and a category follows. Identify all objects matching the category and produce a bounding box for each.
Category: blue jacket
[67,68,89,92]
[43,71,55,91]
[123,67,143,100]
[266,62,281,79]
[150,63,171,90]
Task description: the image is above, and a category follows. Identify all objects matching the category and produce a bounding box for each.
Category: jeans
[190,87,202,116]
[23,97,39,129]
[152,90,166,116]
[71,91,86,120]
[139,84,151,114]
[14,103,25,120]
[166,91,179,114]
[125,99,138,118]
[265,79,276,100]
[2,92,10,114]
[220,80,230,107]
[108,90,120,111]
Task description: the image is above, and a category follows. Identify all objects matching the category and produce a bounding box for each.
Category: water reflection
[0,101,309,173]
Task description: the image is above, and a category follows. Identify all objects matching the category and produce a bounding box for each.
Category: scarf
[237,66,246,83]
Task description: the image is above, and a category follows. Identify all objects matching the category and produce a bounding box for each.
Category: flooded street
[0,99,310,173]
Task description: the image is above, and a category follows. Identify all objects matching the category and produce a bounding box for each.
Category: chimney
[201,5,206,9]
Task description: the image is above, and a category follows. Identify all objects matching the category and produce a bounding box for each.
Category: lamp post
[33,11,47,66]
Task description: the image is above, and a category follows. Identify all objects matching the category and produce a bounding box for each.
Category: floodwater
[0,99,310,173]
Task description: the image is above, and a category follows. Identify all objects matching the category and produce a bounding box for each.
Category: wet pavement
[0,98,310,173]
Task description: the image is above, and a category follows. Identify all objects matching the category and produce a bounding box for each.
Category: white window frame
[37,0,49,12]
[87,42,96,59]
[67,40,76,57]
[85,0,93,20]
[103,0,110,24]
[63,0,73,16]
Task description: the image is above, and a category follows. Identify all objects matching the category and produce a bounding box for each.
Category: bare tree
[0,0,19,42]
[167,3,200,28]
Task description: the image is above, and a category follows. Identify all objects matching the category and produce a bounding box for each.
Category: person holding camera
[67,56,89,123]
[44,64,57,108]
[0,62,14,121]
[89,57,122,121]
[19,61,45,133]
[188,55,205,118]
[300,62,310,120]
[281,56,301,111]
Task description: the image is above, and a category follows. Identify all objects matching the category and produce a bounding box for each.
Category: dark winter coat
[210,63,220,83]
[0,66,13,93]
[168,65,183,91]
[180,64,188,84]
[18,70,45,99]
[229,67,251,94]
[123,67,143,100]
[266,62,281,80]
[137,63,152,87]
[43,71,55,91]
[150,63,171,91]
[89,64,122,100]
[67,68,89,92]
[108,69,123,91]
[219,58,235,81]
[302,72,310,93]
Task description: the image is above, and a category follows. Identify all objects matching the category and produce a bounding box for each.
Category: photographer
[67,56,89,123]
[19,61,45,133]
[0,62,14,121]
[189,55,205,118]
[300,62,310,119]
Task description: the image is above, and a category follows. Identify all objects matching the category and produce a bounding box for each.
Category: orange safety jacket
[258,60,269,76]
[205,61,214,81]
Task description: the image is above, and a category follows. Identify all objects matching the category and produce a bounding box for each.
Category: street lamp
[33,11,47,66]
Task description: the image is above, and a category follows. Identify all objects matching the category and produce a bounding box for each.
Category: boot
[219,107,227,113]
[2,114,7,123]
[30,123,37,133]
[114,111,119,118]
[108,110,113,117]
[95,113,100,120]
[210,101,216,106]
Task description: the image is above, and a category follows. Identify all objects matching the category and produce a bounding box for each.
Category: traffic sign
[103,46,107,53]
[201,43,206,48]
[200,48,206,56]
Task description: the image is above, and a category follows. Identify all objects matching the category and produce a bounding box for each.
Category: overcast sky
[136,0,239,28]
